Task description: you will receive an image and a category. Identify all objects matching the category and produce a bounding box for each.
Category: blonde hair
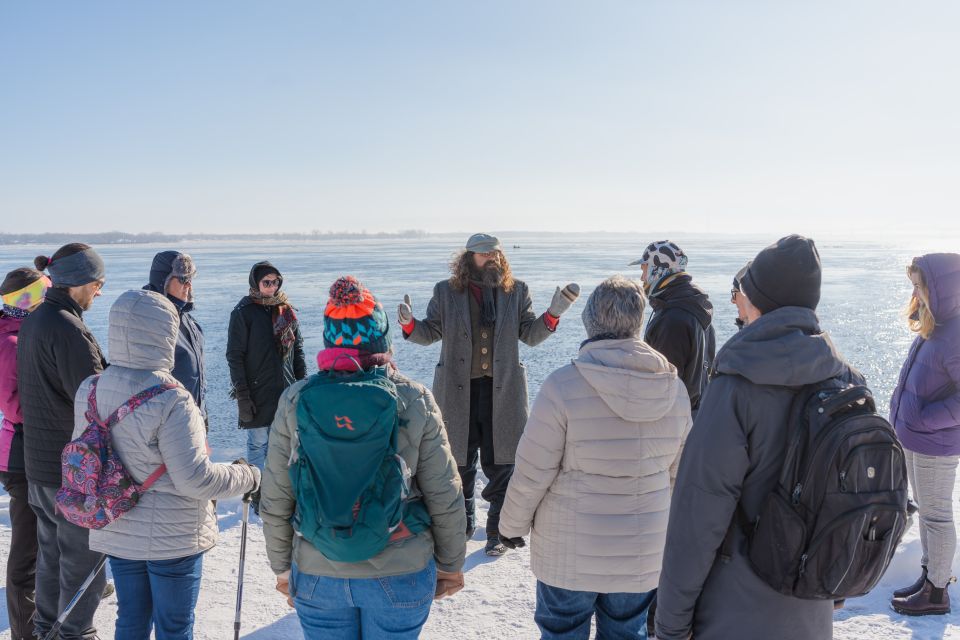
[906,261,936,339]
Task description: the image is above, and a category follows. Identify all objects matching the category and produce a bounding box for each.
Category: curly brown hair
[448,249,515,293]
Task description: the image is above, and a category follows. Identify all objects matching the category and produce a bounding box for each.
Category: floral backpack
[56,376,178,529]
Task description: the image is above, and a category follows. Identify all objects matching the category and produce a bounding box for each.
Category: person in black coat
[226,261,306,477]
[630,240,717,415]
[17,243,109,640]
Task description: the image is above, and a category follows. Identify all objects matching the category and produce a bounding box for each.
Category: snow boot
[893,566,927,598]
[484,536,507,557]
[466,526,476,540]
[892,579,951,616]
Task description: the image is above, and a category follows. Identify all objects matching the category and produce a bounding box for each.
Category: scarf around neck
[469,282,497,328]
[249,289,298,358]
[317,347,394,372]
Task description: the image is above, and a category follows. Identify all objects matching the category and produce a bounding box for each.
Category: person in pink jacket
[0,267,49,640]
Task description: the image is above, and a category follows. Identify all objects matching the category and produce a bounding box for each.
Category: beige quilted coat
[499,337,692,593]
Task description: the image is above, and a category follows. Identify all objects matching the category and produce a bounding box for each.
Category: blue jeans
[109,553,204,640]
[246,426,270,471]
[535,581,654,640]
[290,560,436,639]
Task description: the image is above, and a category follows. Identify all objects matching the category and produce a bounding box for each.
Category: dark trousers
[458,377,515,538]
[27,483,106,640]
[1,472,37,640]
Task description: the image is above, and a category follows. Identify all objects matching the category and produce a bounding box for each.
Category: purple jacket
[890,253,960,456]
[0,313,24,472]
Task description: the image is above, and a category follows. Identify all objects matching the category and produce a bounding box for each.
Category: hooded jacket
[890,253,960,456]
[75,290,258,560]
[226,262,307,428]
[0,313,24,473]
[143,251,206,419]
[644,273,716,411]
[656,306,863,640]
[17,287,107,487]
[499,338,691,593]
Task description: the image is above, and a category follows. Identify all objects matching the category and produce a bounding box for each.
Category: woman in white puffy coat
[72,289,259,640]
[498,276,692,639]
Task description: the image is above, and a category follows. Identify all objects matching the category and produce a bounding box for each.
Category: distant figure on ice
[261,276,466,639]
[0,266,49,639]
[889,253,960,616]
[630,240,716,416]
[397,233,580,555]
[498,275,691,639]
[143,251,208,427]
[74,289,259,640]
[656,235,864,640]
[18,243,109,640]
[226,261,306,492]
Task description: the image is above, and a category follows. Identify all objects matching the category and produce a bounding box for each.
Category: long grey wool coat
[404,279,554,465]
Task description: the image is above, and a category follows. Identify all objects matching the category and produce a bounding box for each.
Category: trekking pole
[234,497,251,640]
[43,556,107,640]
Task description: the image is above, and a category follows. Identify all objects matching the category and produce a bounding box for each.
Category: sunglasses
[176,275,193,285]
[731,288,739,303]
[260,278,281,287]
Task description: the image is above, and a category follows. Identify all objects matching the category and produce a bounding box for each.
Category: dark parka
[404,279,554,465]
[644,273,716,411]
[656,306,863,640]
[17,287,107,487]
[143,251,207,419]
[226,263,307,428]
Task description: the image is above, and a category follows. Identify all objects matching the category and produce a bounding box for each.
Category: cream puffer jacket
[73,290,259,561]
[499,337,692,593]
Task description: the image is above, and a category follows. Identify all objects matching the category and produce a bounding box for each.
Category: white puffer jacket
[499,337,692,593]
[73,290,258,561]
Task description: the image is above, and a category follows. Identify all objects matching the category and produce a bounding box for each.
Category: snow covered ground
[2,479,960,639]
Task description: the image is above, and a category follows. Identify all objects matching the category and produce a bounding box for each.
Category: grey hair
[581,275,647,339]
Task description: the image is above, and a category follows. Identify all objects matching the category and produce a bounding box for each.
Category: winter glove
[276,570,295,608]
[498,533,526,550]
[547,283,580,317]
[232,459,261,503]
[397,294,413,326]
[434,570,465,600]
[236,395,257,423]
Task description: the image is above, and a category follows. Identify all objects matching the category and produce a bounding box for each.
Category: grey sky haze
[1,2,958,237]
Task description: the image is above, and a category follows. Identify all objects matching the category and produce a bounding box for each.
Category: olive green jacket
[260,369,466,577]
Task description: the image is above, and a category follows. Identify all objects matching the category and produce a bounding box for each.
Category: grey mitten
[397,294,413,325]
[548,283,580,317]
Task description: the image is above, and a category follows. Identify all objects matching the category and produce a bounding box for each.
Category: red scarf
[317,347,393,372]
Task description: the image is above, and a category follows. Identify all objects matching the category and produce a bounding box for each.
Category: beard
[469,261,504,288]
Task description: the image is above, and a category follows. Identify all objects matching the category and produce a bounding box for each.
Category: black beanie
[1,268,44,296]
[740,235,821,314]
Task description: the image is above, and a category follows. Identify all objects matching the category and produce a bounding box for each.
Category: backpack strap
[86,379,180,490]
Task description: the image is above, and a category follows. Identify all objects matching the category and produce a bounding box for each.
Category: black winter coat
[644,274,716,411]
[656,307,863,640]
[17,287,107,486]
[226,297,306,428]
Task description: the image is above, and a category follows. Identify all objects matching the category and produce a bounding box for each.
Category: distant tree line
[0,229,431,245]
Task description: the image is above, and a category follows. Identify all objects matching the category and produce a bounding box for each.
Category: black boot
[893,566,928,598]
[892,579,951,616]
[484,536,507,557]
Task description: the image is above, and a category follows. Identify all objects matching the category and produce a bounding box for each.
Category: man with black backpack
[655,235,907,640]
[260,276,466,639]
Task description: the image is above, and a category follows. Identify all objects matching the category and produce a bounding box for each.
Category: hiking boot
[892,579,951,616]
[484,537,507,556]
[893,566,927,599]
[102,581,115,599]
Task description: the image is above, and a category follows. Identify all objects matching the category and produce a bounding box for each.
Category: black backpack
[731,379,908,600]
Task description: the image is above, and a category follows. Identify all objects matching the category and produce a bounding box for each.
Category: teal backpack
[290,365,430,562]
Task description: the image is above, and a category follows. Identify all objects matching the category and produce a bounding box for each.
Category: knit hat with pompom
[323,276,392,354]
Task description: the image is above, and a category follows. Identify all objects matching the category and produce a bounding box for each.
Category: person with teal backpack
[260,276,467,639]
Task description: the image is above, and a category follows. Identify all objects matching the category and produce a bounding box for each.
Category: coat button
[481,332,488,339]
[481,348,488,354]
[482,363,489,370]
[458,385,463,390]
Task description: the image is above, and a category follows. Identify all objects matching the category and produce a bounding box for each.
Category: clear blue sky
[1,2,958,236]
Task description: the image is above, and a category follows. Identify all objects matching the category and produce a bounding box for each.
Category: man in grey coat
[656,235,864,640]
[398,233,579,555]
